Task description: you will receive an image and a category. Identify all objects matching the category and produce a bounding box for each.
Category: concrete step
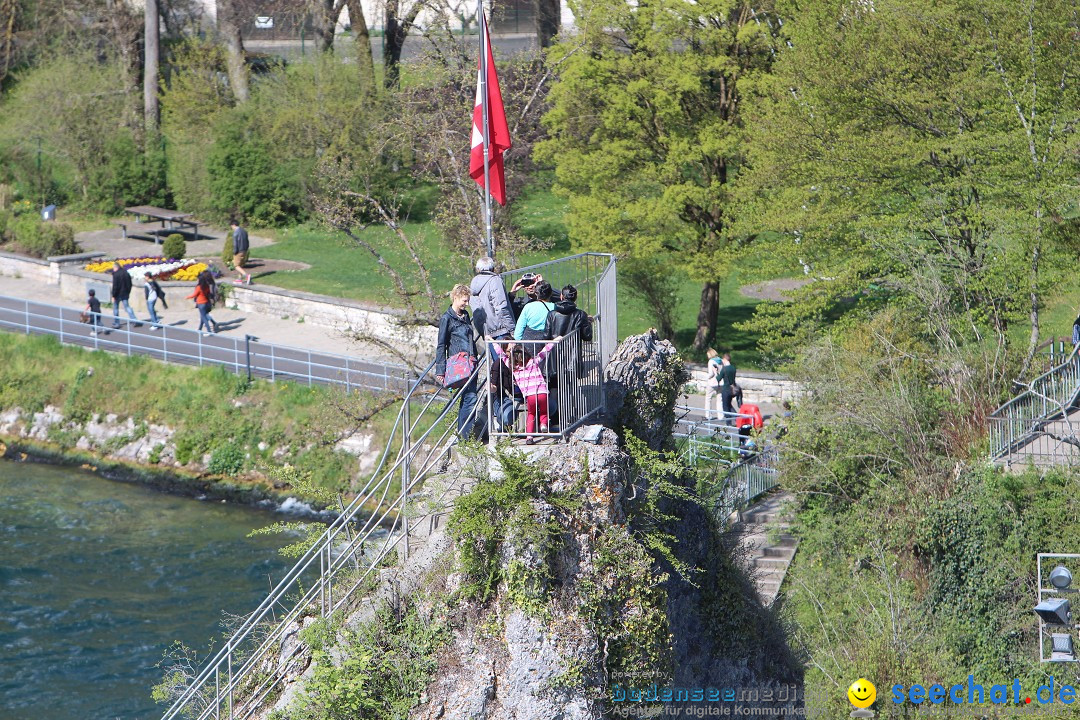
[752,555,790,569]
[761,545,797,560]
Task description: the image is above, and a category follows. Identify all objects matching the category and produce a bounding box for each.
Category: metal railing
[485,331,604,441]
[708,447,780,531]
[158,357,489,720]
[988,344,1080,466]
[0,295,413,394]
[500,252,618,368]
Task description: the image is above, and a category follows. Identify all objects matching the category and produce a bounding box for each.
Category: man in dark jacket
[109,262,138,329]
[545,285,593,342]
[436,284,480,435]
[231,219,252,285]
[718,353,738,423]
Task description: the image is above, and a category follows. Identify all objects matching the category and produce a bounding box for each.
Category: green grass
[250,185,772,368]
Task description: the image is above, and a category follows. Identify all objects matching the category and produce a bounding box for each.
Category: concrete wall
[686,364,803,406]
[228,284,437,352]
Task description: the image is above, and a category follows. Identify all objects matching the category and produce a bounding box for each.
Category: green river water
[0,460,297,720]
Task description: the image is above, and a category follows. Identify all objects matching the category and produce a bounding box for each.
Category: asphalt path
[0,296,414,395]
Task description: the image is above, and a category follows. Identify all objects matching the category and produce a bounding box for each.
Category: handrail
[988,343,1080,461]
[159,356,488,720]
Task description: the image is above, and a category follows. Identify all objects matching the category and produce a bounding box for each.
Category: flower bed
[84,256,214,282]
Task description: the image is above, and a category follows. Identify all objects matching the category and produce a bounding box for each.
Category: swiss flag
[469,13,511,206]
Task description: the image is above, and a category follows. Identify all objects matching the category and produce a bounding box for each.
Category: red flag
[469,14,511,206]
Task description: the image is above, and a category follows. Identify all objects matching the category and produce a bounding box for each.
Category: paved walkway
[0,272,408,366]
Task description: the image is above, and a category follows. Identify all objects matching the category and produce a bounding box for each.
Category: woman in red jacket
[186,273,219,336]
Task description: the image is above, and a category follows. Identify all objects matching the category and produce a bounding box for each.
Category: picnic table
[118,206,201,244]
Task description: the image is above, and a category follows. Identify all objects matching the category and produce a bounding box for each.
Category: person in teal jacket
[514,281,556,340]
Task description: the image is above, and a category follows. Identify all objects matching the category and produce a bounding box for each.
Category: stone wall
[228,284,437,353]
[686,364,802,405]
[0,250,58,284]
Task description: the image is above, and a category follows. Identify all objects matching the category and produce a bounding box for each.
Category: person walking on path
[186,273,219,336]
[514,280,556,341]
[704,348,723,421]
[470,257,516,353]
[231,219,252,285]
[109,262,138,329]
[435,284,480,436]
[86,289,103,336]
[718,352,738,422]
[143,278,167,330]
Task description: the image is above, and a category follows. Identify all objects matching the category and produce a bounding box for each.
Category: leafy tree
[737,0,1080,372]
[537,0,776,352]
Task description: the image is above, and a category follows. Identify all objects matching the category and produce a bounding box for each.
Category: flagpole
[478,2,494,258]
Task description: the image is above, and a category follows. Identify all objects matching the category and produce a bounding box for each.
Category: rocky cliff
[251,331,802,720]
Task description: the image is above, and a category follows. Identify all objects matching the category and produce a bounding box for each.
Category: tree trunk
[143,0,159,133]
[534,0,559,48]
[310,0,337,53]
[692,281,719,353]
[383,4,406,89]
[345,0,376,93]
[218,0,249,102]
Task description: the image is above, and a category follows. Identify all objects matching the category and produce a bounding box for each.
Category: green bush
[6,216,79,258]
[208,442,245,475]
[207,112,302,226]
[162,234,186,261]
[90,131,170,213]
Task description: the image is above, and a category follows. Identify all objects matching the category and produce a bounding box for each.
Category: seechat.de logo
[848,678,876,718]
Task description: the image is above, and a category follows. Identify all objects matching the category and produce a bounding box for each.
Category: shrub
[162,234,186,261]
[208,442,245,475]
[90,131,171,213]
[6,216,78,258]
[207,112,302,226]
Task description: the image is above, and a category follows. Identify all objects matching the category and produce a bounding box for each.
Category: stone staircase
[724,492,798,606]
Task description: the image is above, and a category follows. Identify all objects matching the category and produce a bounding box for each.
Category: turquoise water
[0,461,297,720]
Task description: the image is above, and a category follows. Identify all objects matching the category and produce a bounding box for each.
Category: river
[0,460,299,720]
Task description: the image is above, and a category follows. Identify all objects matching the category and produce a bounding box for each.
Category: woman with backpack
[186,270,219,336]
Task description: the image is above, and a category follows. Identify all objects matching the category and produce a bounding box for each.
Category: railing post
[227,642,234,720]
[23,299,28,335]
[162,324,169,364]
[245,334,253,382]
[126,319,131,357]
[307,349,313,387]
[270,344,276,381]
[198,330,203,367]
[402,398,411,560]
[58,306,64,345]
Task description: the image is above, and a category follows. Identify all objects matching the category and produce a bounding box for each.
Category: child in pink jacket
[491,336,562,444]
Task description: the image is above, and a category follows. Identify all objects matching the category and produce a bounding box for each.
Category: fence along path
[0,294,413,394]
[158,253,616,720]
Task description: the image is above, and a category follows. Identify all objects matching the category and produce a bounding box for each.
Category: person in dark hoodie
[545,284,593,343]
[109,262,139,329]
[436,284,480,435]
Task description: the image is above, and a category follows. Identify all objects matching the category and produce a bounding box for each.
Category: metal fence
[485,331,604,442]
[0,295,414,394]
[708,447,780,530]
[988,344,1080,466]
[500,252,618,368]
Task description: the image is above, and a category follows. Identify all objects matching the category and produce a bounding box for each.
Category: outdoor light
[1035,597,1071,625]
[1051,566,1073,590]
[1051,634,1076,662]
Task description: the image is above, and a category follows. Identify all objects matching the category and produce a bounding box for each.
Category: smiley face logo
[848,678,876,709]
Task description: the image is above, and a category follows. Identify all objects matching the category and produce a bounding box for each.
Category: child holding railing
[490,336,562,444]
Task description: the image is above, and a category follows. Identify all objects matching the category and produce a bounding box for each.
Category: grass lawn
[250,185,771,369]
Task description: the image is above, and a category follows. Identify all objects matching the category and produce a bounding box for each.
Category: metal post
[478,3,494,258]
[23,299,28,335]
[126,320,131,357]
[58,306,63,345]
[163,324,169,364]
[198,331,203,367]
[307,349,313,386]
[401,398,411,560]
[319,546,325,616]
[227,644,233,720]
[245,334,253,382]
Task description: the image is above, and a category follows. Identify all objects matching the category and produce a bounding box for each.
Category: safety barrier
[0,295,413,394]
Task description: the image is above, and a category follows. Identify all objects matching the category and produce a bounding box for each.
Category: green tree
[737,0,1080,371]
[537,0,776,351]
